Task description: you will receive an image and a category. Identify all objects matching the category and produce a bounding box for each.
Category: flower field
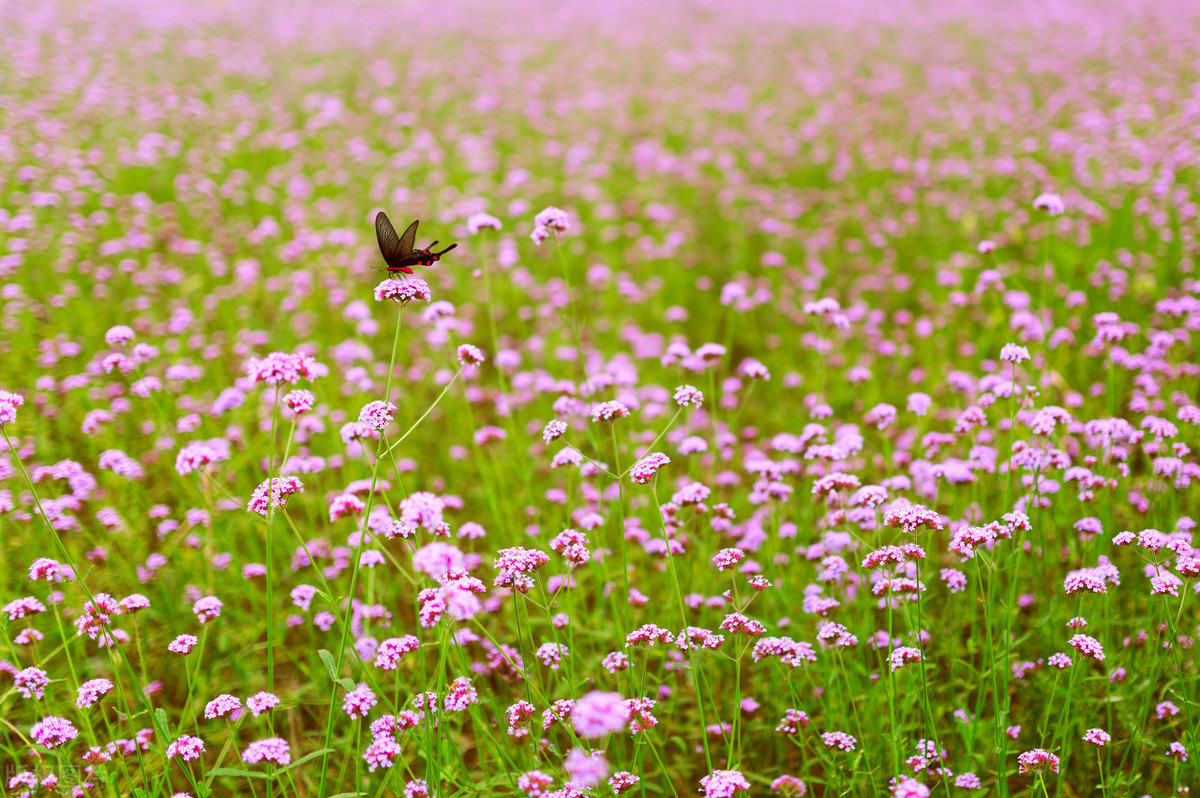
[1,0,1199,796]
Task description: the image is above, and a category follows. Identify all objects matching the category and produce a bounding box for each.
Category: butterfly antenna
[435,243,458,256]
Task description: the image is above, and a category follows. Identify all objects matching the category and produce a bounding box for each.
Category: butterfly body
[374,212,457,277]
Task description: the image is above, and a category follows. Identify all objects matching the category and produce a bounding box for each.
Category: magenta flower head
[519,771,554,795]
[247,476,304,516]
[340,421,379,445]
[712,548,745,572]
[363,736,402,772]
[821,731,857,751]
[105,325,136,346]
[166,735,205,761]
[443,676,479,712]
[412,541,466,579]
[864,403,897,430]
[770,775,808,796]
[99,352,129,374]
[630,452,670,484]
[192,596,223,624]
[739,358,771,380]
[493,546,550,592]
[329,493,365,521]
[283,390,315,415]
[977,240,996,254]
[674,385,704,407]
[590,401,630,423]
[549,528,591,565]
[999,343,1031,364]
[889,646,923,671]
[169,634,198,655]
[374,277,431,304]
[891,778,930,798]
[76,678,115,708]
[404,779,432,798]
[246,691,280,716]
[457,344,485,367]
[466,212,502,234]
[242,738,291,766]
[907,392,931,416]
[15,667,49,699]
[695,343,727,363]
[564,747,608,789]
[74,593,120,640]
[0,390,25,426]
[883,503,944,534]
[374,635,420,670]
[120,593,151,614]
[28,558,66,582]
[542,420,568,444]
[530,206,570,245]
[610,772,641,795]
[535,206,569,232]
[358,401,396,431]
[1032,193,1065,215]
[626,624,675,648]
[30,716,78,749]
[700,769,750,798]
[205,694,241,719]
[572,691,629,738]
[175,441,227,476]
[246,352,321,386]
[343,684,377,719]
[1017,748,1059,773]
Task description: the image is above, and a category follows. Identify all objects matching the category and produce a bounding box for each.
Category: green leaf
[280,747,336,773]
[318,649,338,680]
[208,767,268,780]
[477,773,511,788]
[328,793,366,798]
[154,708,169,734]
[338,677,357,691]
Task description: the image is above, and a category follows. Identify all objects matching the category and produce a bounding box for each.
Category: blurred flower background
[1,0,1199,796]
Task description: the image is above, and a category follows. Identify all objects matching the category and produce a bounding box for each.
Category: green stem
[318,303,405,796]
[264,383,281,798]
[650,482,713,773]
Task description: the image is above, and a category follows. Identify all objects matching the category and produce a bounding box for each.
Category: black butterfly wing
[398,218,418,255]
[375,212,417,269]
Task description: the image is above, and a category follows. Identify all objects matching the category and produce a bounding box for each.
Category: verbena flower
[571,691,628,738]
[466,212,502,234]
[247,476,304,516]
[629,452,670,484]
[245,352,321,385]
[76,678,115,708]
[1032,192,1065,215]
[242,738,291,766]
[166,735,205,761]
[374,277,432,304]
[0,390,25,425]
[700,769,750,798]
[30,716,78,749]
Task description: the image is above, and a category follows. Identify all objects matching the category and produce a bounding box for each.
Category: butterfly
[374,212,457,277]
